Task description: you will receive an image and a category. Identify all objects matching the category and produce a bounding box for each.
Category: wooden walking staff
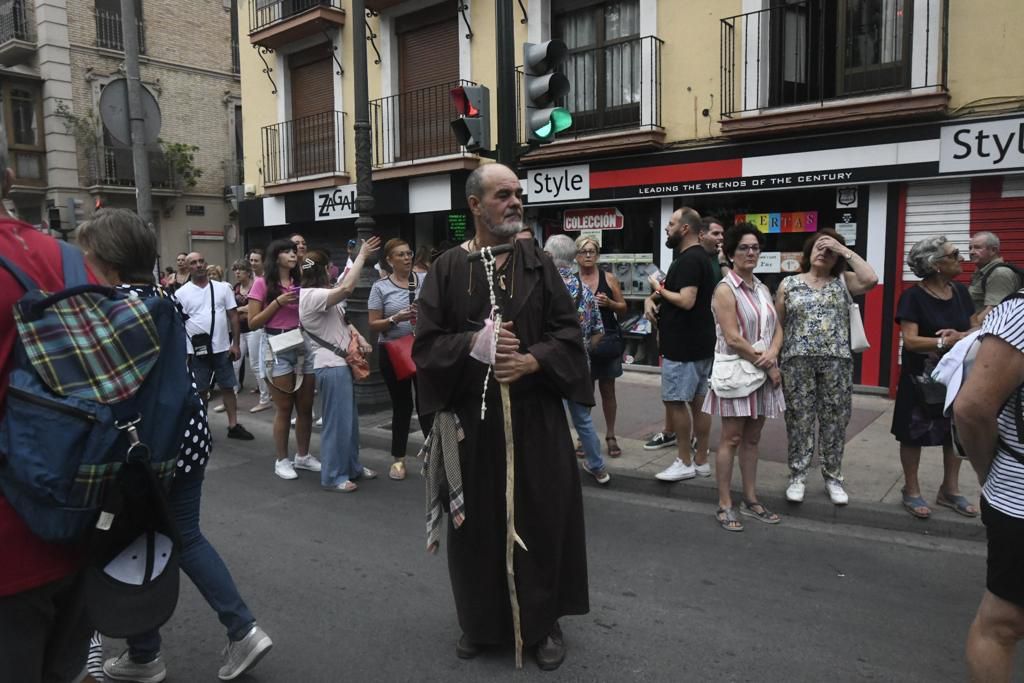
[469,243,528,668]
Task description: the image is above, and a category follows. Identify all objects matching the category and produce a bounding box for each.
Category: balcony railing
[720,0,947,117]
[370,79,475,167]
[0,0,32,43]
[249,0,340,34]
[88,145,174,189]
[94,8,146,53]
[261,110,346,184]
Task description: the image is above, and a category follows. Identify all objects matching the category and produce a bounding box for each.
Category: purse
[381,272,418,381]
[267,327,305,355]
[910,372,947,419]
[840,275,870,353]
[188,284,216,357]
[590,326,623,361]
[346,334,369,381]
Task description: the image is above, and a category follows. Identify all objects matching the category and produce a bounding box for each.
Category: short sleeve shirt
[658,244,716,362]
[979,294,1024,519]
[779,275,851,362]
[969,259,1022,310]
[174,280,237,354]
[248,276,300,330]
[895,283,972,376]
[298,288,352,370]
[368,273,425,343]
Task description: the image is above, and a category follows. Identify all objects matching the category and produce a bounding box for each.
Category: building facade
[236,0,1024,389]
[1,0,243,270]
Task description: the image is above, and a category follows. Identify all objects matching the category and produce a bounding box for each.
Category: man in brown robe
[413,163,592,671]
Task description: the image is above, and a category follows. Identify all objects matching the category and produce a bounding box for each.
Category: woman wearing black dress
[893,236,978,520]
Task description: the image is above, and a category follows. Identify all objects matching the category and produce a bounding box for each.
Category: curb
[358,416,984,543]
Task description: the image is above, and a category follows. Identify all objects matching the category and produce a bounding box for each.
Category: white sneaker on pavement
[104,651,167,683]
[655,458,696,482]
[292,454,322,472]
[249,401,271,413]
[274,458,298,480]
[694,461,712,477]
[786,480,805,502]
[826,480,849,505]
[218,625,273,680]
[581,461,611,485]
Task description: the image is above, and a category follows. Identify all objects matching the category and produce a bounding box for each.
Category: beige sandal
[389,460,406,481]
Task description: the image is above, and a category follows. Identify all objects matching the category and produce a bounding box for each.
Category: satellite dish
[99,78,162,146]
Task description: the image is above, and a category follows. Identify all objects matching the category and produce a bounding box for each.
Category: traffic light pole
[495,0,518,167]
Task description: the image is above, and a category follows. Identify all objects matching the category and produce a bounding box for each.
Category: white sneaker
[292,454,322,472]
[104,651,167,683]
[655,458,696,482]
[826,480,849,505]
[694,461,712,478]
[249,401,272,413]
[274,458,298,480]
[314,417,323,428]
[786,481,805,502]
[218,624,273,680]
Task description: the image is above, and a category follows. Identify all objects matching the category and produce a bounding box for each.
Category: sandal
[740,500,781,524]
[901,488,931,519]
[936,490,978,518]
[606,437,622,458]
[716,507,744,532]
[575,441,584,459]
[389,460,406,481]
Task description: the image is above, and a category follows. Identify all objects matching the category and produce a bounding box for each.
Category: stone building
[1,0,243,269]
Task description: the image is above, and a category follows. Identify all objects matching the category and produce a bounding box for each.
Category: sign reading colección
[563,207,624,231]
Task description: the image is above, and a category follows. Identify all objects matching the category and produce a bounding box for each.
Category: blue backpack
[0,242,200,543]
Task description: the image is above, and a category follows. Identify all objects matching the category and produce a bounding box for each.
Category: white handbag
[840,276,870,353]
[267,328,305,355]
[264,328,308,393]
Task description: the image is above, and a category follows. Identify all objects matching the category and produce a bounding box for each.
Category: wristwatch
[387,315,396,327]
[937,336,945,350]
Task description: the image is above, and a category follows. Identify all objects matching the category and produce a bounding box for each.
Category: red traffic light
[450,86,479,117]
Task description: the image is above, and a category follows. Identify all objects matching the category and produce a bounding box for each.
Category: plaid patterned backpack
[0,242,200,542]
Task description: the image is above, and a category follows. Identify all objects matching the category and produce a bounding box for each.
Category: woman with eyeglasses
[575,235,628,458]
[248,239,321,481]
[368,238,433,481]
[703,223,786,532]
[892,236,978,520]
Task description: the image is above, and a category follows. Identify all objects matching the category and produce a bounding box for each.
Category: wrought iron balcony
[87,145,175,190]
[94,7,146,53]
[0,0,35,63]
[369,79,477,167]
[248,0,345,49]
[720,0,947,119]
[261,110,346,184]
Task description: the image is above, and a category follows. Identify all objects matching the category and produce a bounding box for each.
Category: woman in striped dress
[704,223,786,531]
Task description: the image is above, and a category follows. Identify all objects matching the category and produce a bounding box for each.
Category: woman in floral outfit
[775,229,878,505]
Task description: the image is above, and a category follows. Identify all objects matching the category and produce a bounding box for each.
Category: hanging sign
[735,211,818,233]
[563,207,624,231]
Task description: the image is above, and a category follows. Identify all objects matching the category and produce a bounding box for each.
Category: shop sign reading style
[526,165,590,203]
[563,207,624,231]
[314,184,358,222]
[939,117,1024,173]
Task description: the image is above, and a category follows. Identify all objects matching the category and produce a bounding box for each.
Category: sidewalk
[227,369,984,542]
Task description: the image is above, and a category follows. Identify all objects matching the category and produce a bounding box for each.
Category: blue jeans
[129,470,255,662]
[316,365,361,486]
[565,400,605,473]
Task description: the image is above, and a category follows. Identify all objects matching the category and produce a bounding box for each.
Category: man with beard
[644,207,716,482]
[413,163,592,671]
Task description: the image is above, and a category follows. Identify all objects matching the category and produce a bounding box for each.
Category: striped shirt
[980,293,1024,519]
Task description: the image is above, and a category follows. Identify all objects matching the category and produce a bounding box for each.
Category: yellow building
[236,0,1024,388]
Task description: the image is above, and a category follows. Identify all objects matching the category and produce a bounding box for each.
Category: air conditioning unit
[244,183,256,197]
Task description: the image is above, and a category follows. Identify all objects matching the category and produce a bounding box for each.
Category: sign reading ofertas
[940,117,1024,173]
[527,165,590,204]
[314,184,358,221]
[563,207,624,231]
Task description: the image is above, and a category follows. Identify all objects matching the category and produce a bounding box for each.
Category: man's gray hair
[972,231,1000,251]
[544,234,577,267]
[465,165,487,203]
[906,235,949,279]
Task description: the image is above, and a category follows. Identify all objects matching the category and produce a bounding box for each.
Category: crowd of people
[2,125,1023,680]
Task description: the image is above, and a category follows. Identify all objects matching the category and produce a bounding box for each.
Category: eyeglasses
[939,248,961,261]
[735,244,761,254]
[577,249,597,257]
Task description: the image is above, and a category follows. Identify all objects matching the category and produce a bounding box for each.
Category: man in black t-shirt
[644,207,717,482]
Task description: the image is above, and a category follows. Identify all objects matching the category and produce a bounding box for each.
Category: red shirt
[0,216,93,596]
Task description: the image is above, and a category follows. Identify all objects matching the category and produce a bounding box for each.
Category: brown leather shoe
[455,634,482,659]
[534,622,566,671]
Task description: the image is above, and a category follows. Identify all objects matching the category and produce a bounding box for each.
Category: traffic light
[523,40,572,143]
[450,84,491,152]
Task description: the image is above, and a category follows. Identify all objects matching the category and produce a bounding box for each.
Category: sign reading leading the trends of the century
[939,116,1024,174]
[563,207,624,231]
[314,184,358,221]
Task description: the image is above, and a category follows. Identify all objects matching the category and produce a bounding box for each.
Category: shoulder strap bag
[381,273,418,382]
[840,274,870,353]
[709,280,771,398]
[188,284,216,357]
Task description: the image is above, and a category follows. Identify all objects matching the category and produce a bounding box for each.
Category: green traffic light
[533,107,573,140]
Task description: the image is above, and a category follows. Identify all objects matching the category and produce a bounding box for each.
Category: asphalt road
[101,430,1008,683]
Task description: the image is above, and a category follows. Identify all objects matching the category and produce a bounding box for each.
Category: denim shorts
[661,357,713,402]
[190,351,238,393]
[262,334,315,378]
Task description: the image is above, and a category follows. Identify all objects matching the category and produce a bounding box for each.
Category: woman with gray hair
[892,235,977,519]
